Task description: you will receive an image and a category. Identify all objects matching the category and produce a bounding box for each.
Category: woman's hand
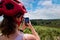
[20,22,27,31]
[26,21,33,29]
[20,21,33,31]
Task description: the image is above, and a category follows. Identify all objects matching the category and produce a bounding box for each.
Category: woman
[0,0,40,40]
[0,14,40,40]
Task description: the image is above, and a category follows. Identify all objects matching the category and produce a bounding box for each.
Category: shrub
[24,26,60,40]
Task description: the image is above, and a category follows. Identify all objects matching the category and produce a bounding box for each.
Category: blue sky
[0,0,60,21]
[52,0,60,4]
[20,0,60,19]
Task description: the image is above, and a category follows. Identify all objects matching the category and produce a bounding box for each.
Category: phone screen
[24,17,29,23]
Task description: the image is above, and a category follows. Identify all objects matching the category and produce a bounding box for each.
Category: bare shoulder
[0,35,3,40]
[23,34,36,40]
[0,34,5,40]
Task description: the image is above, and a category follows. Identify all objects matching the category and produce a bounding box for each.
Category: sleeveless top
[0,32,24,40]
[15,32,24,40]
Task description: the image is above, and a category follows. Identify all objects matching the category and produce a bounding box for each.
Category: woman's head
[0,0,27,37]
[0,12,24,37]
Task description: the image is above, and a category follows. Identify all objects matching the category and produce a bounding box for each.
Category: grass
[24,26,60,40]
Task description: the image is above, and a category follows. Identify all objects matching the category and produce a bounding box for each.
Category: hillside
[30,19,60,27]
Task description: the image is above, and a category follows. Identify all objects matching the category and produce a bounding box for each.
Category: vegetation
[30,19,60,27]
[24,26,60,40]
[24,19,60,40]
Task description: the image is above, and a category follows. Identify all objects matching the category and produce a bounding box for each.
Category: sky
[20,0,60,19]
[0,0,60,21]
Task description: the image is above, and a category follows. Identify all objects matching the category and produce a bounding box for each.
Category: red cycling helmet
[2,0,27,16]
[0,0,27,26]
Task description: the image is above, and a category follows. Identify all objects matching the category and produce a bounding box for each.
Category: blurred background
[0,0,60,40]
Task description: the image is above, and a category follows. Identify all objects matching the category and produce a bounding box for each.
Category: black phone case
[24,17,29,23]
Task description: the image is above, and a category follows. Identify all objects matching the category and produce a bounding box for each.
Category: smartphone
[24,17,29,23]
[24,17,29,26]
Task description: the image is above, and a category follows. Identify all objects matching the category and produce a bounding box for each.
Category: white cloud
[19,0,60,19]
[28,0,60,19]
[42,0,52,6]
[29,7,60,19]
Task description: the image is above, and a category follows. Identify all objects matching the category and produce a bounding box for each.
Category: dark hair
[0,15,17,37]
[0,11,24,37]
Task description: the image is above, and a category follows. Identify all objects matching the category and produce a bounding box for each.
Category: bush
[24,26,60,40]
